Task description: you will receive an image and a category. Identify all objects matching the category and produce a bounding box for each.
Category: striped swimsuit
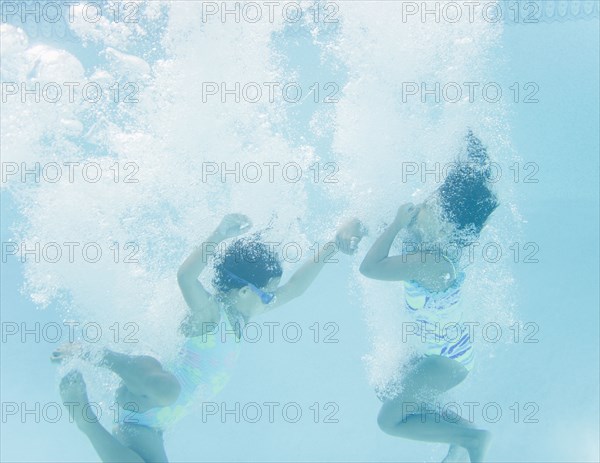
[404,270,475,371]
[116,309,242,431]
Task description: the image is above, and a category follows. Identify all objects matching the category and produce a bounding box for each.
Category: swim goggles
[222,268,276,304]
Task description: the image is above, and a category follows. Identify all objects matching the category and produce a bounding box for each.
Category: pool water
[1,1,598,462]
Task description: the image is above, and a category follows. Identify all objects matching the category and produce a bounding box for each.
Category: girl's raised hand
[393,203,419,228]
[336,218,367,255]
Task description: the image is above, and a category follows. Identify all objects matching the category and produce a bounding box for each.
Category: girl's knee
[136,355,164,372]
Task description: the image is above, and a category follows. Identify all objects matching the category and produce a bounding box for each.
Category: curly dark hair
[213,236,283,292]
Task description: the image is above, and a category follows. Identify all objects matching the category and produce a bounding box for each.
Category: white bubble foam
[3,3,518,394]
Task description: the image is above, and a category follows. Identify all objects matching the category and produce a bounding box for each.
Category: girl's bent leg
[100,350,181,407]
[377,355,492,463]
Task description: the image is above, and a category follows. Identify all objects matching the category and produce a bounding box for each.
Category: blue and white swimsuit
[375,263,475,401]
[404,270,475,372]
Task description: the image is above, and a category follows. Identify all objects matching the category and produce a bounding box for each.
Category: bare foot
[59,370,97,430]
[442,444,470,462]
[466,430,492,463]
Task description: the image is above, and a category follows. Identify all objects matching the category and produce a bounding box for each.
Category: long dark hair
[437,130,499,246]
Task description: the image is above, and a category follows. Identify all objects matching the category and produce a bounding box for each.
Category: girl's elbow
[359,261,373,277]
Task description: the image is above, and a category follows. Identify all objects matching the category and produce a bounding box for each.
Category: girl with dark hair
[52,213,366,463]
[359,132,498,463]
